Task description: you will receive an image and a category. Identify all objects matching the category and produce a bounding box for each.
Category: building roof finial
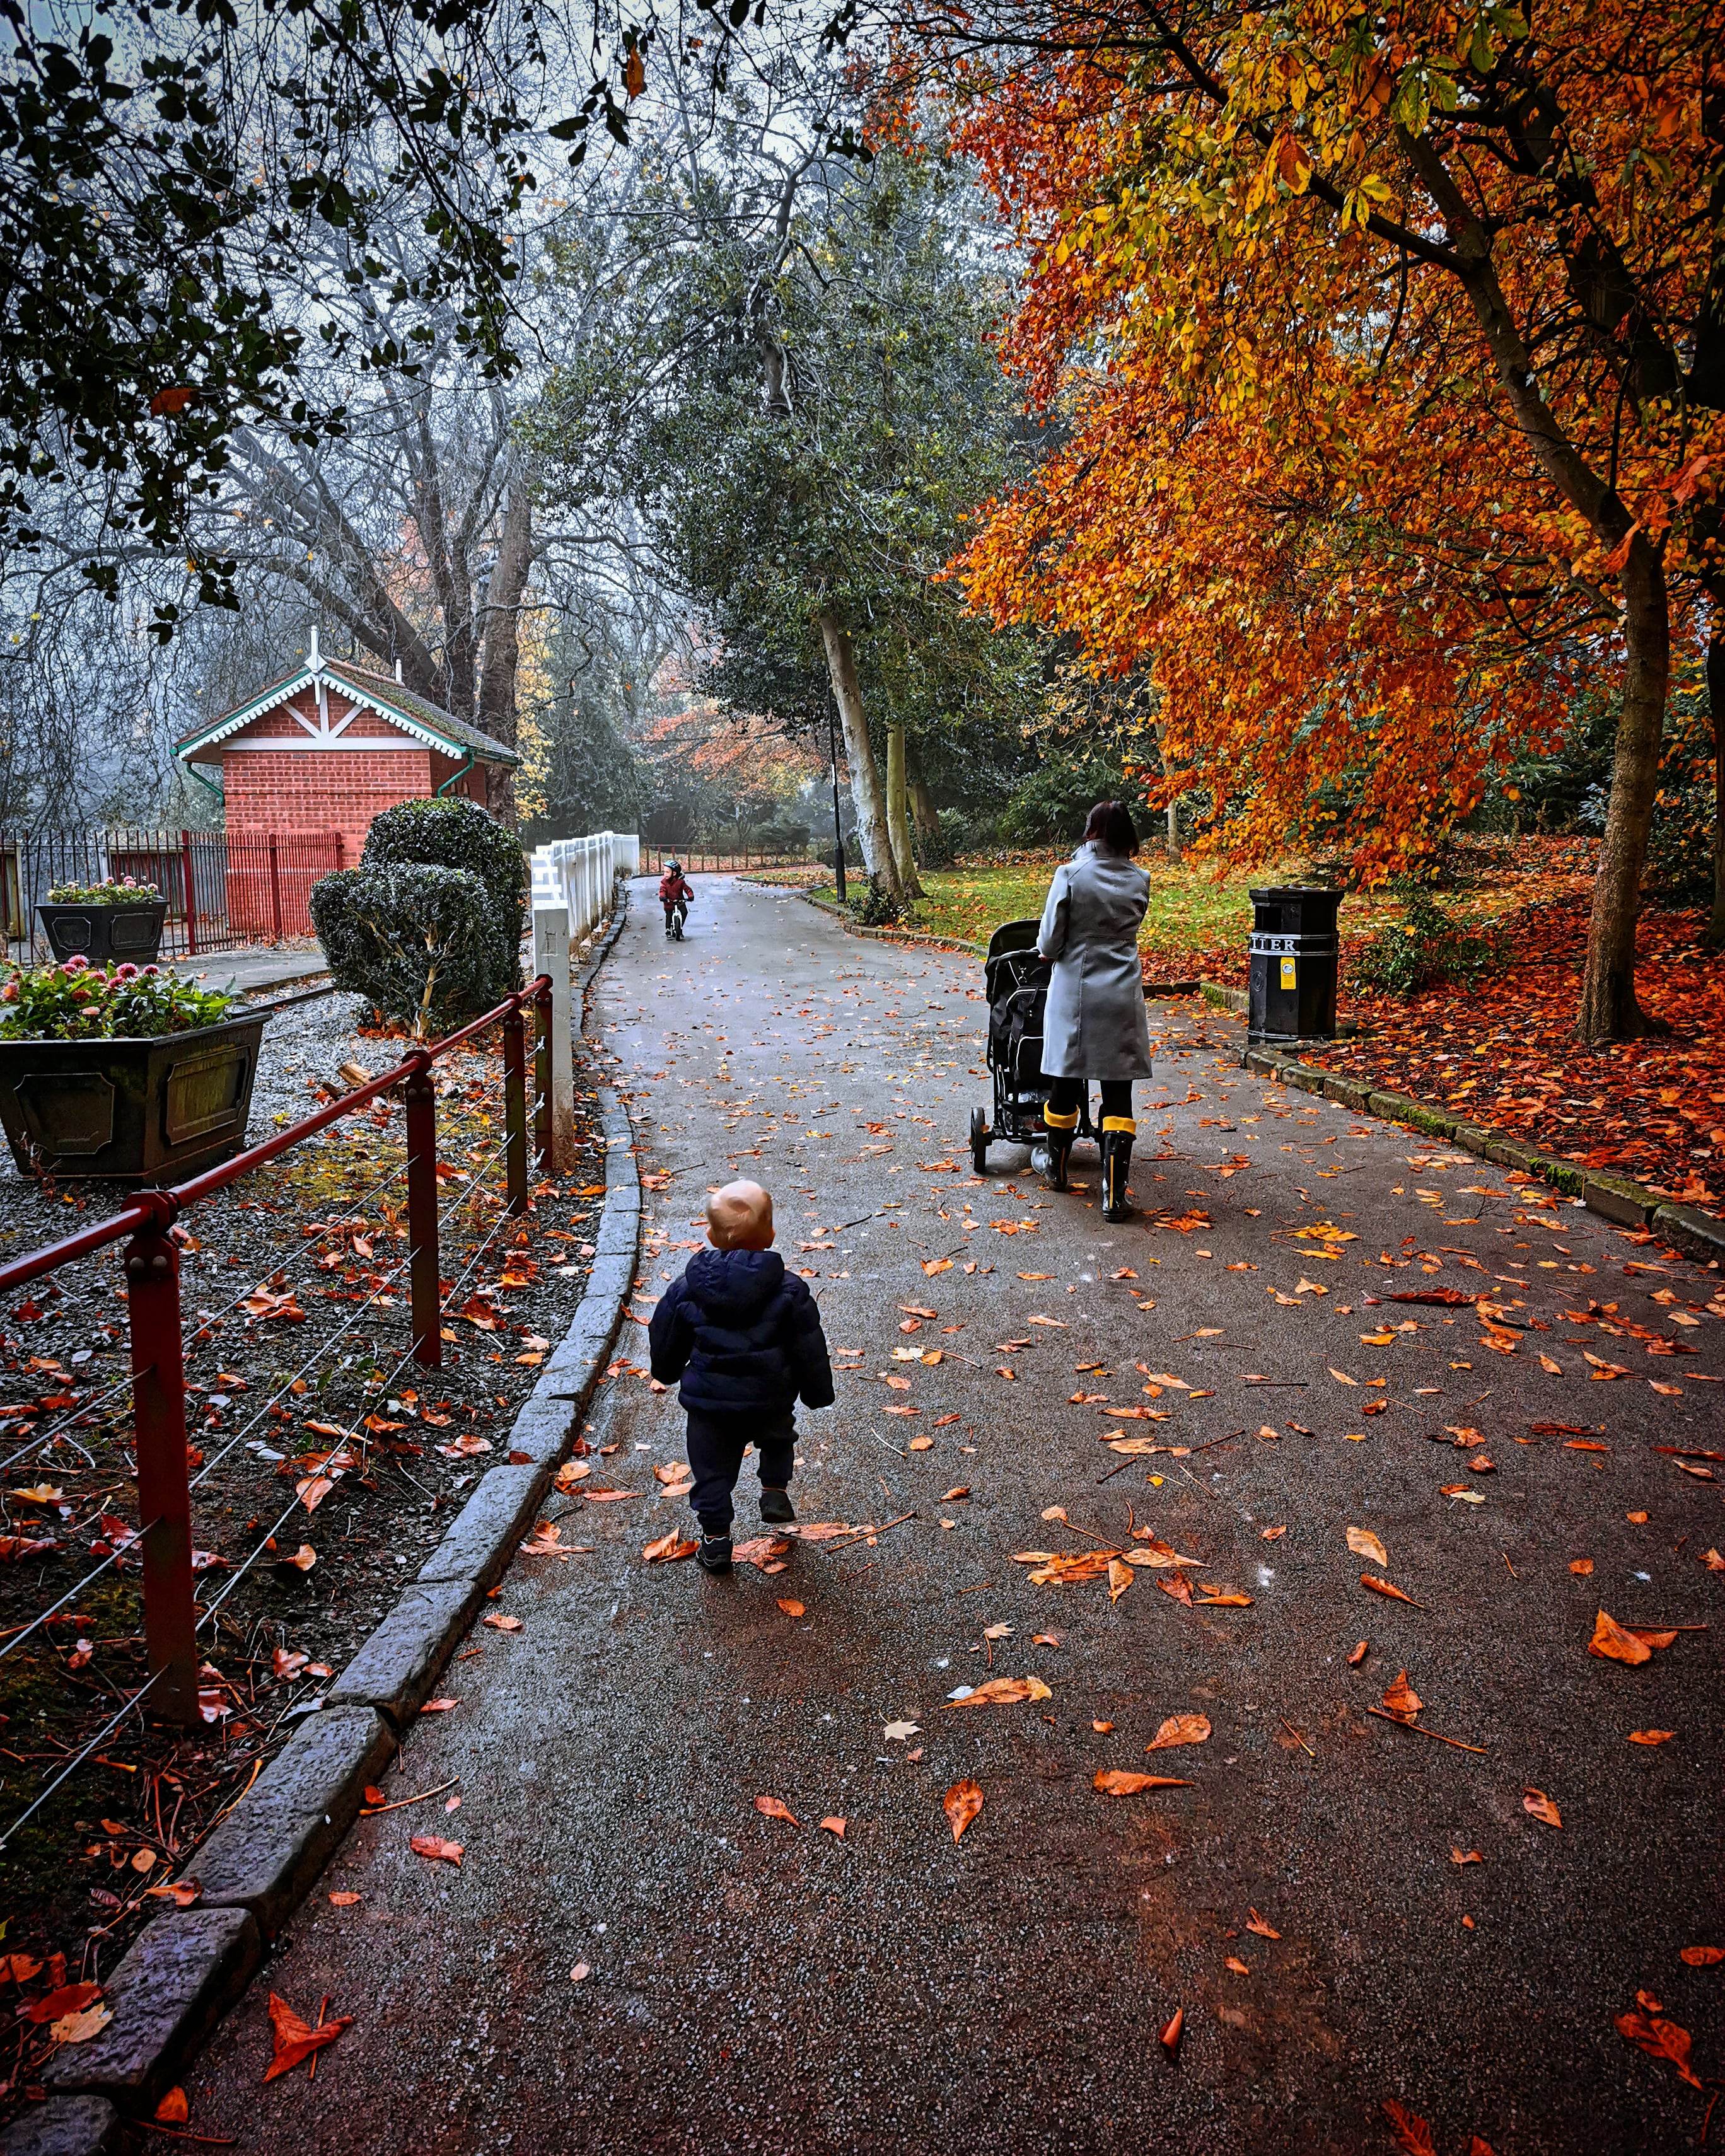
[309,624,322,670]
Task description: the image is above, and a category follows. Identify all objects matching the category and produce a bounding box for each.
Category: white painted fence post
[531,901,576,1170]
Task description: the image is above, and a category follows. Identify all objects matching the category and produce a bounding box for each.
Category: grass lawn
[774,836,1602,981]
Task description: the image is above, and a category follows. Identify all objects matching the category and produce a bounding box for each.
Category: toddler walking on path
[648,1179,834,1573]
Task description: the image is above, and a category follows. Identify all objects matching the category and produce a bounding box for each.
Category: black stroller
[968,920,1098,1173]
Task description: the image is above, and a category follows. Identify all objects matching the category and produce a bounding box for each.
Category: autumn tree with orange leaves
[891,0,1725,1039]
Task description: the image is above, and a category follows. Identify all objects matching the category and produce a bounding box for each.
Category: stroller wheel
[969,1105,989,1175]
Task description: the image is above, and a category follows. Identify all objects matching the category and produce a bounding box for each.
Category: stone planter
[0,1011,269,1181]
[37,900,170,965]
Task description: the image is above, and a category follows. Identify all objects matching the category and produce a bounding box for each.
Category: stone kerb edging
[1241,1042,1725,1269]
[9,894,643,2155]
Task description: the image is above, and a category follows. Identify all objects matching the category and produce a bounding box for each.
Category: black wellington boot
[1034,1108,1078,1191]
[1101,1125,1137,1223]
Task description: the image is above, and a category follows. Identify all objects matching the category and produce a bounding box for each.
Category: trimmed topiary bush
[310,863,503,1038]
[360,796,527,998]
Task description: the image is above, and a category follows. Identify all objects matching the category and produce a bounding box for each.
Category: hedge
[309,862,504,1038]
[361,796,526,998]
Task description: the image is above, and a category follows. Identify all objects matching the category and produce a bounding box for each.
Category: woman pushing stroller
[1031,801,1152,1224]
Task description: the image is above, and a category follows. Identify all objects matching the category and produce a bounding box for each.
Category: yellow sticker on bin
[1279,956,1297,988]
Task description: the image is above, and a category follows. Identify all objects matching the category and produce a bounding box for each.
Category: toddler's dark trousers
[685,1410,794,1534]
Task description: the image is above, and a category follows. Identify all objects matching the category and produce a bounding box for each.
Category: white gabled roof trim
[176,666,470,764]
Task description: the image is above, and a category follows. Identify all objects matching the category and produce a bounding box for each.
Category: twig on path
[361,1776,460,1817]
[1188,1429,1247,1457]
[139,2131,238,2147]
[870,1432,906,1458]
[1096,1458,1134,1484]
[955,1580,994,1595]
[820,1511,917,1553]
[308,1994,331,2084]
[1281,1717,1316,1759]
[1240,1379,1308,1388]
[1366,1707,1487,1755]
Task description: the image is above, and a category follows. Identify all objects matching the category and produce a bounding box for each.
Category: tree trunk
[1577,536,1671,1041]
[1709,626,1725,952]
[1166,803,1180,861]
[908,755,943,859]
[886,722,924,898]
[816,610,898,895]
[475,475,533,828]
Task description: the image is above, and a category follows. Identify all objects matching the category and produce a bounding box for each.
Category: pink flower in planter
[1,982,17,1002]
[62,954,88,974]
[69,983,93,1002]
[113,963,139,981]
[141,965,160,977]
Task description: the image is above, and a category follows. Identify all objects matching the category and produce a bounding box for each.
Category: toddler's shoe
[697,1532,733,1574]
[759,1487,795,1526]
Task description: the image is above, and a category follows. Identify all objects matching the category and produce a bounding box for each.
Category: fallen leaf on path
[1381,1671,1422,1720]
[1108,1558,1133,1603]
[754,1795,798,1826]
[1347,1640,1369,1666]
[1159,2007,1183,2053]
[1522,1788,1562,1828]
[1093,1770,1191,1795]
[777,1598,805,1616]
[482,1612,523,1632]
[420,1697,457,1713]
[1361,1574,1422,1607]
[1158,1571,1195,1606]
[883,1720,920,1741]
[154,2090,189,2125]
[570,1963,590,1983]
[23,1983,100,2024]
[1261,1524,1286,1540]
[50,2003,112,2044]
[410,1835,463,1865]
[1589,1609,1652,1665]
[264,1993,351,2081]
[944,1676,1052,1709]
[1225,1954,1252,1974]
[1615,1990,1702,2087]
[328,1892,362,1906]
[1381,2099,1438,2155]
[732,1535,792,1569]
[1146,1713,1211,1751]
[820,1817,846,1838]
[944,1780,983,1840]
[1346,1527,1388,1567]
[1451,1849,1484,1865]
[1245,1909,1281,1939]
[1570,1558,1594,1575]
[1629,1730,1675,1745]
[1680,1946,1724,1966]
[642,1530,698,1563]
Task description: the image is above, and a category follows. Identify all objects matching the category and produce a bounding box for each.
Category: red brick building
[174,638,520,934]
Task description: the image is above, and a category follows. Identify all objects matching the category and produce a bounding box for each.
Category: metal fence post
[502,1001,529,1215]
[179,831,199,956]
[403,1055,442,1367]
[124,1210,199,1727]
[268,833,284,943]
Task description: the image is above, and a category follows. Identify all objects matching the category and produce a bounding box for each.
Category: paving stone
[1319,1071,1375,1112]
[415,1466,547,1587]
[194,1708,393,1938]
[323,1577,484,1728]
[0,2097,120,2156]
[44,1908,258,2109]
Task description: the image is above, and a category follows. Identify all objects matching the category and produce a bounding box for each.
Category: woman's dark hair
[1083,801,1139,855]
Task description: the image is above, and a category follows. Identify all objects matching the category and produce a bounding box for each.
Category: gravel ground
[0,982,609,2102]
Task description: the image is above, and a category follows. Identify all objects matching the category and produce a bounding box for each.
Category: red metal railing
[1,828,345,960]
[0,975,553,1809]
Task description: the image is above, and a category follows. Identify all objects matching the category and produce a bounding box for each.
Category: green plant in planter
[309,863,501,1038]
[45,876,162,905]
[359,797,526,999]
[0,958,232,1038]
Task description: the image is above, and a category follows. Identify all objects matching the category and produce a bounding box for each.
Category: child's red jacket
[659,871,694,904]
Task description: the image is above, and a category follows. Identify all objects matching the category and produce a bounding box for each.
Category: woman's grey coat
[1036,842,1154,1081]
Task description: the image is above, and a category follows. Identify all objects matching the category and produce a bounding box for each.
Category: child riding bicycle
[659,860,694,937]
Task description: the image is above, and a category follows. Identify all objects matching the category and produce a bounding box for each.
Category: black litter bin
[1248,886,1342,1041]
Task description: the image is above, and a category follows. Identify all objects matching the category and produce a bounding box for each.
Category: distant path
[186,874,1722,2154]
